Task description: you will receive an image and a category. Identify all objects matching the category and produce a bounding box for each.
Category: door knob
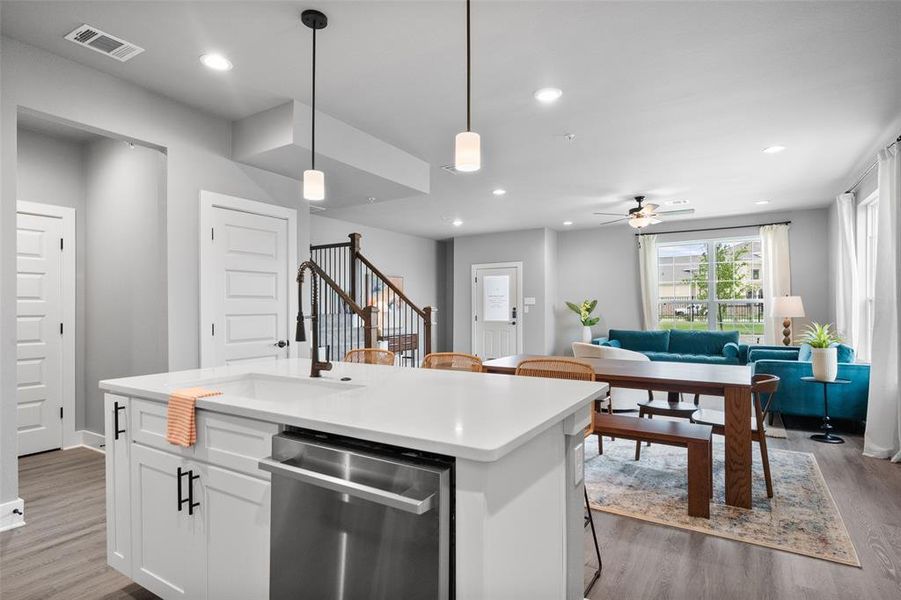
[273,340,289,348]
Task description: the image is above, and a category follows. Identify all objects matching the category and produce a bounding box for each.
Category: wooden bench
[592,413,713,518]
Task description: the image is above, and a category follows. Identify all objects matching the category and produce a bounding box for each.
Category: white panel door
[16,212,63,455]
[207,207,290,366]
[473,266,519,359]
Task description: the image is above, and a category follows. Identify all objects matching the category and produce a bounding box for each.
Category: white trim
[16,201,77,450]
[0,498,25,532]
[63,429,106,454]
[471,261,524,356]
[199,190,298,368]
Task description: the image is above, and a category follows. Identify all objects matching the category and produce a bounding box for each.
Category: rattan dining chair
[343,348,396,366]
[691,373,780,498]
[421,352,483,372]
[513,356,602,595]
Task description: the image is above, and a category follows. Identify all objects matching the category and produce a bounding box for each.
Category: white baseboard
[0,498,25,532]
[62,430,105,454]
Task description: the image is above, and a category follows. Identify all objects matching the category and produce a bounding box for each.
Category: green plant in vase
[800,322,843,381]
[566,299,600,343]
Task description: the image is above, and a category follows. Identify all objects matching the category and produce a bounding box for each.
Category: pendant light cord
[311,26,317,170]
[466,0,471,132]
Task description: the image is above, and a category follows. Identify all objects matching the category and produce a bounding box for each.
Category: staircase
[308,233,434,367]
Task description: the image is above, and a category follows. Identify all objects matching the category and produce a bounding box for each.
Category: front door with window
[472,265,520,359]
[16,212,63,455]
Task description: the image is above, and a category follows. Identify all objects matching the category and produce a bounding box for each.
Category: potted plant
[800,322,843,382]
[566,299,600,343]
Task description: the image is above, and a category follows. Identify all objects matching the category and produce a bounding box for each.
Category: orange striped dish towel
[166,387,223,447]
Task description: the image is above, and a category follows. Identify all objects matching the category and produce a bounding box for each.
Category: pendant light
[302,9,328,201]
[454,0,480,172]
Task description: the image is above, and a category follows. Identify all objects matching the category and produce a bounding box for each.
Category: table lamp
[770,295,805,346]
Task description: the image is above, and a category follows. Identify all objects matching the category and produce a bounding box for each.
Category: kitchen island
[100,358,607,600]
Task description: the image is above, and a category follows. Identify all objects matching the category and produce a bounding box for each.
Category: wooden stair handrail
[301,260,368,320]
[354,252,428,320]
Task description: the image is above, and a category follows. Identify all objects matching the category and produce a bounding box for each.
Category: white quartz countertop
[100,358,607,462]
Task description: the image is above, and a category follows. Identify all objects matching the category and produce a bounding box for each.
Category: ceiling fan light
[303,169,325,201]
[455,131,481,172]
[629,216,651,229]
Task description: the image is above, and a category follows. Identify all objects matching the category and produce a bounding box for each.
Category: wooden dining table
[482,354,756,510]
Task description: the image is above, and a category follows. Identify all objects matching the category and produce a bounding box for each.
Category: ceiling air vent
[64,24,144,62]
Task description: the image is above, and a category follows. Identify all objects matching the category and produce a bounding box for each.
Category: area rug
[584,437,859,566]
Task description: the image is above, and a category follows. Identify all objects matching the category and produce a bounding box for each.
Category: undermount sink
[194,373,362,403]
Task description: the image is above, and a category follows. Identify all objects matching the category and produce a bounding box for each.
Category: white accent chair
[572,342,653,411]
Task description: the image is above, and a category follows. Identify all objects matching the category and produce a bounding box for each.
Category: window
[657,237,764,343]
[857,192,878,361]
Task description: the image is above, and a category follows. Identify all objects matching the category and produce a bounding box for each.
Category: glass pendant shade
[629,216,650,229]
[303,169,325,201]
[455,131,481,172]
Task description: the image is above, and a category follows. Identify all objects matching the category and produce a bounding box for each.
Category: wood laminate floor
[1,429,899,600]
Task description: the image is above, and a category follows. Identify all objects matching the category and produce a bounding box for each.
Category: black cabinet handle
[188,471,200,515]
[177,468,200,515]
[113,402,126,440]
[177,467,188,512]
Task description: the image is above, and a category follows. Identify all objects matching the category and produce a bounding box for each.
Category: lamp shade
[455,131,481,172]
[769,295,805,318]
[303,169,325,201]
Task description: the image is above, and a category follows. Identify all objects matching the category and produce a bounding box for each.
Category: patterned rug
[584,437,860,566]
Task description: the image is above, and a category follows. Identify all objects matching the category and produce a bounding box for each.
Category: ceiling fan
[594,196,695,229]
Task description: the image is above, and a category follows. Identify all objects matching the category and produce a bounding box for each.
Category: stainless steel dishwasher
[259,429,453,600]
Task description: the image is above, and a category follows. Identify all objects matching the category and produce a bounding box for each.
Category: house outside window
[856,191,878,361]
[657,237,763,343]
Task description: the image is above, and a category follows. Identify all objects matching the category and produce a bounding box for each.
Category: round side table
[800,376,851,444]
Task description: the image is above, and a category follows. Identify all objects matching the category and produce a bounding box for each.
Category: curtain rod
[635,220,791,237]
[845,134,901,194]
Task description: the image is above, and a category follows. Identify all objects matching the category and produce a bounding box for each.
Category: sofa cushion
[609,329,670,353]
[643,351,736,365]
[668,329,739,356]
[750,348,799,362]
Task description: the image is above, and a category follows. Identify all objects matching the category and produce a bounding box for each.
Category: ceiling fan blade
[649,218,663,225]
[598,217,628,226]
[657,208,695,216]
[593,211,626,216]
[638,203,659,214]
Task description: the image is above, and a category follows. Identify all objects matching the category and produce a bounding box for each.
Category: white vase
[811,347,838,382]
[581,326,593,343]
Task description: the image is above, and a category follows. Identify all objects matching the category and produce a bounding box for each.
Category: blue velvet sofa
[592,329,750,365]
[750,343,869,422]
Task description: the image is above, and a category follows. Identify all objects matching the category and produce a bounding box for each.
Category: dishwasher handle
[259,456,435,515]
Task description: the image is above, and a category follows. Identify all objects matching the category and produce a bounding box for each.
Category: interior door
[206,207,290,366]
[16,212,63,455]
[473,266,519,359]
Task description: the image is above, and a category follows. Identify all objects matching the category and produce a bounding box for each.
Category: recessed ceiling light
[755,200,770,205]
[664,199,689,206]
[534,87,563,104]
[492,188,507,196]
[452,218,463,227]
[762,145,785,154]
[200,53,233,71]
[563,221,573,226]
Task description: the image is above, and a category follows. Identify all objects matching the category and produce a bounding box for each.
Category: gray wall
[16,129,89,430]
[84,139,168,433]
[553,208,832,354]
[452,228,554,354]
[310,215,439,309]
[1,36,312,504]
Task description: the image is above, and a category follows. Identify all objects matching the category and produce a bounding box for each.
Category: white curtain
[864,145,901,461]
[638,234,658,330]
[834,192,861,352]
[760,224,791,344]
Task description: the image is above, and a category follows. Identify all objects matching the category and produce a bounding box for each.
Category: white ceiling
[4,1,901,239]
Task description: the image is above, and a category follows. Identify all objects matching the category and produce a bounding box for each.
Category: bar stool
[421,352,483,372]
[343,348,396,365]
